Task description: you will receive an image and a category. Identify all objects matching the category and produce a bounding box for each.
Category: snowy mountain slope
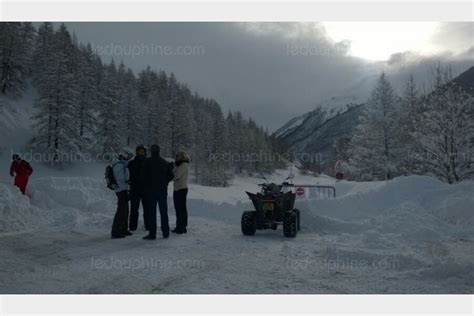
[0,167,473,293]
[275,65,474,171]
[274,95,363,139]
[288,104,363,153]
[276,101,364,170]
[450,65,474,93]
[273,114,306,139]
[274,95,364,172]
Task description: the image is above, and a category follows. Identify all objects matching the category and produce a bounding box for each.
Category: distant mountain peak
[273,94,362,138]
[452,65,474,92]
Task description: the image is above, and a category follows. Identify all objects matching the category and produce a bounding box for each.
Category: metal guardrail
[282,184,336,199]
[309,185,337,199]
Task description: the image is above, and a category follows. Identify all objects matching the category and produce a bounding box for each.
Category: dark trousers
[111,190,129,237]
[145,191,169,237]
[173,188,188,230]
[129,190,147,231]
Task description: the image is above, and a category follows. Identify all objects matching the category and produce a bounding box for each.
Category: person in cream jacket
[172,151,190,234]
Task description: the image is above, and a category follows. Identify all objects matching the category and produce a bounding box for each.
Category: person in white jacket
[172,151,189,234]
[111,148,133,239]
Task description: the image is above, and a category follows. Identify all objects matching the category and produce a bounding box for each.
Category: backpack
[105,164,118,190]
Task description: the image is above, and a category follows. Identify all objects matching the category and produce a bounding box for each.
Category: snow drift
[306,175,474,241]
[0,183,49,233]
[2,172,472,243]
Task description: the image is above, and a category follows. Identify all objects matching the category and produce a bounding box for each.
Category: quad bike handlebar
[256,175,336,198]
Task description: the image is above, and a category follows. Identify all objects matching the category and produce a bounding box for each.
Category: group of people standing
[110,144,190,240]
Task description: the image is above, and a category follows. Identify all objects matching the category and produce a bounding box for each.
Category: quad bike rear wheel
[294,209,301,231]
[283,211,298,238]
[241,211,257,236]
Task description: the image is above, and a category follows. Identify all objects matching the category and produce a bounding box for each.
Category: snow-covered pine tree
[257,125,275,173]
[0,23,34,97]
[228,111,247,174]
[150,70,172,153]
[268,132,288,169]
[173,84,196,154]
[31,23,56,149]
[117,63,142,147]
[347,73,401,180]
[411,66,474,183]
[75,43,98,151]
[167,73,182,156]
[217,110,235,186]
[24,22,282,179]
[32,23,55,87]
[248,119,263,172]
[189,97,226,186]
[192,97,211,184]
[137,66,156,147]
[19,22,36,78]
[97,60,122,156]
[403,74,420,112]
[398,73,421,174]
[206,100,228,186]
[116,61,128,142]
[32,24,81,164]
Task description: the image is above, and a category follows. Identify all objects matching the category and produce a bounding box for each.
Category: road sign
[295,187,305,196]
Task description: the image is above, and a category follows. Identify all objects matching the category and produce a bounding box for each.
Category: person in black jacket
[128,145,148,232]
[143,144,174,240]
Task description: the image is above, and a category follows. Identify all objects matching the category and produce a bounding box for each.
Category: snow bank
[0,175,117,234]
[305,175,474,242]
[0,183,49,234]
[1,164,472,246]
[29,176,116,229]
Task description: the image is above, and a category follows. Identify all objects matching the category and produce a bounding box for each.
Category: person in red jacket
[10,154,33,195]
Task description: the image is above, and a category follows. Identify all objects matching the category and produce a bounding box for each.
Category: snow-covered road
[1,218,472,294]
[1,173,473,294]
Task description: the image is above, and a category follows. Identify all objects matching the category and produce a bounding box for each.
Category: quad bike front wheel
[241,211,257,236]
[283,211,298,238]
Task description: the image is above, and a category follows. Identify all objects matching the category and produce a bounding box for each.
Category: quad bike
[241,174,300,238]
[241,173,337,238]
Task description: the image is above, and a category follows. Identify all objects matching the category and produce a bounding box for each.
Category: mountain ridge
[276,65,474,173]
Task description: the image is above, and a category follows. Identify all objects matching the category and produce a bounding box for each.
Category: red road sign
[296,187,305,196]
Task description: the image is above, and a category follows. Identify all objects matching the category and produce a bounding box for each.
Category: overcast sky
[64,22,473,131]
